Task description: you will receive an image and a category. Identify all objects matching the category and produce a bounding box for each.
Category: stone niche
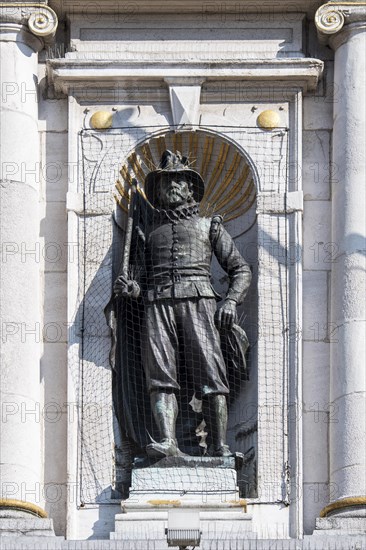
[78,126,259,496]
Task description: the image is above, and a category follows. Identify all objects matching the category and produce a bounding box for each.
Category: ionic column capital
[0,2,58,50]
[315,2,366,48]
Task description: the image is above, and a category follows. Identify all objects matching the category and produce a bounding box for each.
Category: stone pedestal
[313,516,366,536]
[111,457,255,546]
[0,510,56,537]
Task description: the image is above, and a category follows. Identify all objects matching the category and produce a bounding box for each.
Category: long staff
[118,179,137,279]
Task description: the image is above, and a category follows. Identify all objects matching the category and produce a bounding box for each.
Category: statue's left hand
[215,299,237,331]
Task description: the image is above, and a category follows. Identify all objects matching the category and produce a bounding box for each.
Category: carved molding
[47,58,324,96]
[0,498,48,518]
[320,496,366,518]
[0,2,58,47]
[315,2,366,47]
[46,0,328,18]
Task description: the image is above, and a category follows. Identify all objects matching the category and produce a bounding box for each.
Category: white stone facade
[0,1,365,548]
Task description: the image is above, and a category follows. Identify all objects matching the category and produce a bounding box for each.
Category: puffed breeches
[142,297,229,396]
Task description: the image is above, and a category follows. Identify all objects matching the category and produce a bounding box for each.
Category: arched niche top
[115,130,257,233]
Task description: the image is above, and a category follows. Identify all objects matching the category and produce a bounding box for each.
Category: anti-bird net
[74,126,289,505]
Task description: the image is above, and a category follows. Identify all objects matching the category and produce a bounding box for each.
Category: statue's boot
[203,394,233,457]
[146,391,186,458]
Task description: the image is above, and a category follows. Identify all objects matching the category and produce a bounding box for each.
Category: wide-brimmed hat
[144,150,205,206]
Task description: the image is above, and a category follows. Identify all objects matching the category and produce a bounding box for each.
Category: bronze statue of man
[112,150,252,460]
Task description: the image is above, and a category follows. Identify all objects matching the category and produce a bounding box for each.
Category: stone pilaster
[0,1,58,523]
[315,2,366,524]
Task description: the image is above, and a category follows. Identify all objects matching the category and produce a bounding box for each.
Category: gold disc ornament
[257,110,281,130]
[90,111,113,130]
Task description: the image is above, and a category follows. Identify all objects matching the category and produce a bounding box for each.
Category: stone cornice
[48,0,324,19]
[47,58,324,97]
[315,2,366,47]
[0,2,58,48]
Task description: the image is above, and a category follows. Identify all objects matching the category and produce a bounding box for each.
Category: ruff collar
[155,202,199,222]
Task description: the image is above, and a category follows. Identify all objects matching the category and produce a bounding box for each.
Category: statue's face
[157,173,193,209]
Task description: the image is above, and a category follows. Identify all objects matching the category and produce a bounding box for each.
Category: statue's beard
[161,187,191,208]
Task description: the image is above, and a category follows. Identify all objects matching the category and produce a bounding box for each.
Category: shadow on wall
[90,504,122,540]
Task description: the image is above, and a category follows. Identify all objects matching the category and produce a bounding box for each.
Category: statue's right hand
[113,275,140,298]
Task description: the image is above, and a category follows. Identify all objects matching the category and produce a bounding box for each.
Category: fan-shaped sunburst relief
[114,131,257,222]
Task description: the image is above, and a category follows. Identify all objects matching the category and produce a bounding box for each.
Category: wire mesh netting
[73,126,289,505]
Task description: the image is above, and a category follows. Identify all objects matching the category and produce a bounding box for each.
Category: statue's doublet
[143,207,251,303]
